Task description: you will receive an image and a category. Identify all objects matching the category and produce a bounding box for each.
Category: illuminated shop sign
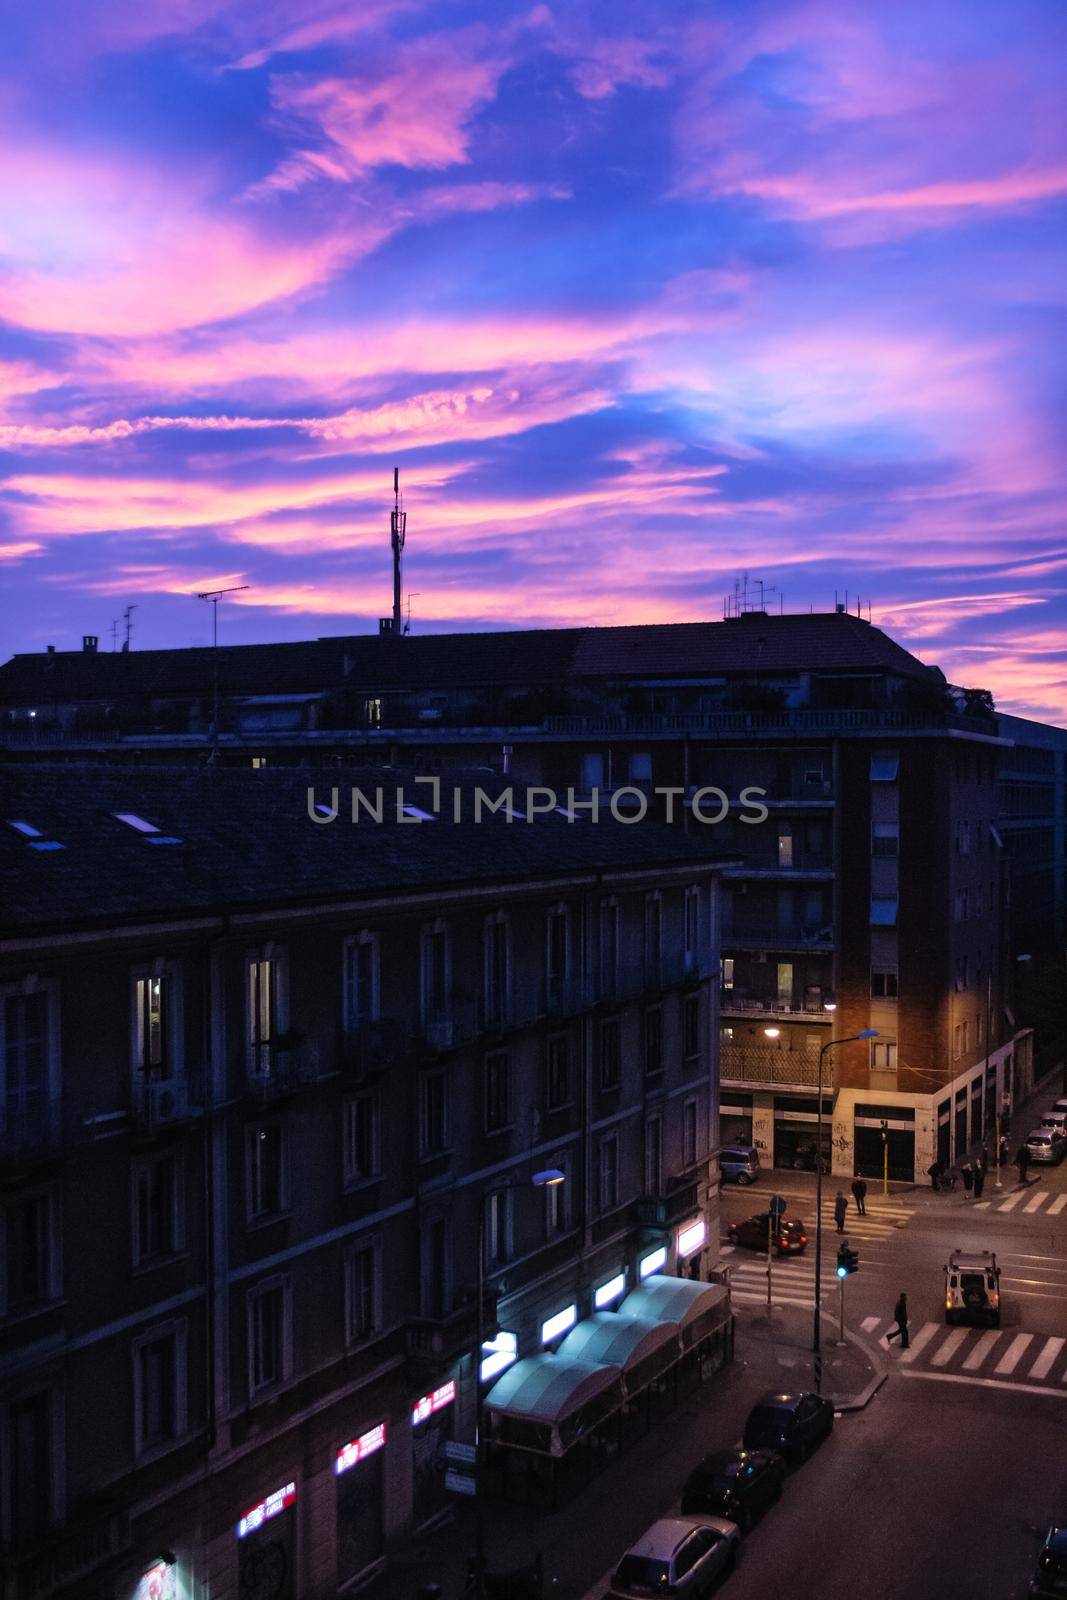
[677,1219,707,1257]
[594,1272,626,1309]
[335,1422,387,1476]
[541,1303,577,1345]
[237,1482,296,1539]
[480,1329,517,1383]
[412,1380,456,1426]
[639,1246,667,1279]
[136,1561,177,1600]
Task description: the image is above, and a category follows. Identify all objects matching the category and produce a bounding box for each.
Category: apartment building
[0,610,1054,1179]
[0,767,732,1600]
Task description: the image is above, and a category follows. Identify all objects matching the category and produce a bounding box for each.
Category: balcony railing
[544,707,993,737]
[721,994,835,1019]
[245,1042,319,1103]
[632,1178,700,1231]
[721,923,833,950]
[720,1043,822,1087]
[0,1095,62,1159]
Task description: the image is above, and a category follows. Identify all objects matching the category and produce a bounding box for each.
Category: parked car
[1041,1109,1067,1134]
[726,1213,807,1255]
[719,1145,760,1185]
[1029,1525,1067,1598]
[681,1447,786,1532]
[1050,1097,1067,1117]
[742,1391,834,1465]
[605,1516,740,1598]
[1027,1127,1066,1164]
[944,1248,1001,1326]
[790,1139,829,1173]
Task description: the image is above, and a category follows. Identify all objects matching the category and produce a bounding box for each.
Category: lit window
[114,812,160,834]
[869,752,899,782]
[595,1272,626,1309]
[541,1304,576,1345]
[639,1246,666,1279]
[870,896,898,926]
[7,821,42,838]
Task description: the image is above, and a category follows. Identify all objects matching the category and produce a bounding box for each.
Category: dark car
[680,1447,785,1532]
[1030,1526,1067,1598]
[727,1213,807,1255]
[742,1391,834,1465]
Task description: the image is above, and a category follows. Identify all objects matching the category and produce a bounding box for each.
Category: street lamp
[812,1029,878,1391]
[473,1167,565,1600]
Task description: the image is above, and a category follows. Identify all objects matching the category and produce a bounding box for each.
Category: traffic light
[836,1243,859,1277]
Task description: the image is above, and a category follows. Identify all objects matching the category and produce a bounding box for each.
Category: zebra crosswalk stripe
[931,1328,969,1367]
[998,1190,1025,1211]
[1029,1336,1065,1381]
[961,1329,1001,1370]
[994,1333,1033,1375]
[1049,1195,1067,1216]
[898,1322,940,1364]
[1023,1192,1047,1213]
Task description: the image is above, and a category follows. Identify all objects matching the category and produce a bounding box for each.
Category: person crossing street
[886,1291,910,1349]
[851,1177,868,1216]
[834,1191,848,1232]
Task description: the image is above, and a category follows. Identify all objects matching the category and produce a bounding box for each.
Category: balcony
[633,1177,700,1231]
[245,1041,319,1103]
[720,1042,821,1088]
[544,706,993,739]
[721,923,834,952]
[721,994,835,1021]
[130,1074,205,1131]
[0,1095,62,1162]
[405,1295,494,1381]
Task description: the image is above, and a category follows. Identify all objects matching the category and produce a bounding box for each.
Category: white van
[944,1249,1001,1327]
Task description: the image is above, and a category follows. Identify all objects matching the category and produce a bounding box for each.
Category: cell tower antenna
[380,467,408,635]
[195,584,251,752]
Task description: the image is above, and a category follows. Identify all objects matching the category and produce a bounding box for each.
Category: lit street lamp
[812,1028,878,1391]
[473,1166,565,1600]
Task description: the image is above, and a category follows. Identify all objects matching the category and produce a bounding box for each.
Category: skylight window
[29,840,65,852]
[114,812,160,834]
[401,804,436,822]
[7,820,42,837]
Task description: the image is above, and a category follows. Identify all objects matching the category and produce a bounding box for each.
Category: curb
[824,1315,889,1413]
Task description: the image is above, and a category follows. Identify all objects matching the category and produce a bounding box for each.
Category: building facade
[0,769,730,1600]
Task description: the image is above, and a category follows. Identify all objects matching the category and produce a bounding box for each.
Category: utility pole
[195,585,250,753]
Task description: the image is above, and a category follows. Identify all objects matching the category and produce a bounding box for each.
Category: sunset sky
[1,0,1066,720]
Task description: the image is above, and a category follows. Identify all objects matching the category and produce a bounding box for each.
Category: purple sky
[1,1,1066,720]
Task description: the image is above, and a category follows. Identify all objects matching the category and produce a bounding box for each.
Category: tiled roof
[0,767,736,936]
[0,613,938,705]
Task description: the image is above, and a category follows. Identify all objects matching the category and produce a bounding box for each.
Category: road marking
[720,1245,735,1255]
[973,1201,991,1210]
[998,1190,1025,1211]
[1028,1336,1066,1381]
[898,1369,1067,1399]
[994,1333,1034,1375]
[1024,1192,1048,1213]
[861,1316,881,1333]
[898,1322,940,1365]
[1048,1195,1067,1216]
[962,1330,1001,1371]
[931,1328,969,1367]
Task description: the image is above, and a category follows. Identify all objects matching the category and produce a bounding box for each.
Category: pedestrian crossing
[722,1199,916,1310]
[856,1315,1067,1393]
[972,1190,1067,1214]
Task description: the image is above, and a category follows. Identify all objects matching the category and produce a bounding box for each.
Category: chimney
[46,644,55,654]
[82,635,99,653]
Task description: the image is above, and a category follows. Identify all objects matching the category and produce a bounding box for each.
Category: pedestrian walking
[1016,1145,1031,1185]
[973,1162,986,1200]
[851,1177,868,1216]
[979,1144,989,1176]
[962,1160,974,1196]
[927,1159,941,1190]
[886,1291,910,1349]
[833,1191,848,1232]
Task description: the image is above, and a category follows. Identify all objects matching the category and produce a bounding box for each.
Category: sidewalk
[369,1305,882,1600]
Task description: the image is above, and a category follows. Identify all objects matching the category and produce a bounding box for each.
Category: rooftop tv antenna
[379,467,408,636]
[195,584,250,753]
[121,604,137,652]
[110,618,119,651]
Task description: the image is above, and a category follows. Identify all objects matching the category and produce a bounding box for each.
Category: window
[962,1019,969,1053]
[871,823,899,858]
[683,995,701,1060]
[599,1017,620,1091]
[247,1279,291,1395]
[871,968,899,999]
[344,1239,381,1344]
[644,1116,662,1196]
[343,934,379,1032]
[956,820,972,855]
[684,887,701,966]
[600,900,619,996]
[2,989,50,1144]
[777,831,794,867]
[484,915,510,1028]
[683,1099,699,1169]
[422,1217,449,1319]
[721,957,734,991]
[133,973,170,1081]
[599,1135,619,1211]
[246,1122,288,1222]
[545,1158,570,1236]
[133,1322,186,1457]
[247,956,276,1076]
[546,908,568,1008]
[869,751,899,782]
[977,1011,984,1044]
[545,1036,570,1110]
[420,924,450,1026]
[2,1189,59,1315]
[580,752,605,790]
[643,1007,663,1075]
[644,895,662,982]
[420,1068,449,1155]
[629,751,652,784]
[974,885,984,919]
[485,1189,512,1266]
[872,1040,898,1072]
[484,1052,511,1132]
[343,1093,380,1186]
[133,1150,183,1264]
[870,896,898,927]
[2,1390,57,1545]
